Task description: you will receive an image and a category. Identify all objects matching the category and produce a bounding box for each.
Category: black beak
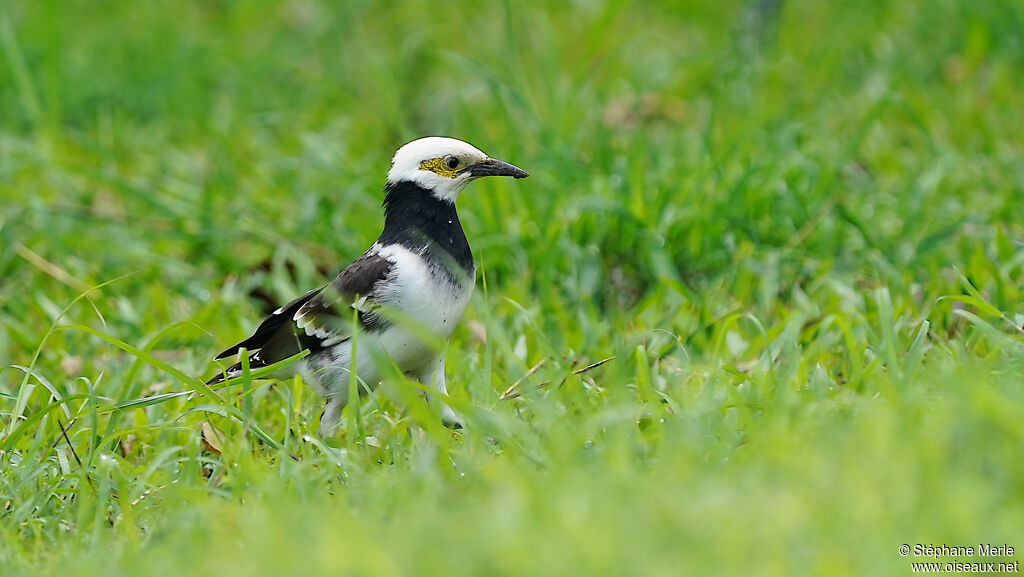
[467,158,530,179]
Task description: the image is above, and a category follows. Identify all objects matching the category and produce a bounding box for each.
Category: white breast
[373,243,474,367]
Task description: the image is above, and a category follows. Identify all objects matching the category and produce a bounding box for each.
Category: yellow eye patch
[419,157,462,178]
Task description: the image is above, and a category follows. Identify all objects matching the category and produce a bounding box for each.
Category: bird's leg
[319,397,345,437]
[416,355,463,429]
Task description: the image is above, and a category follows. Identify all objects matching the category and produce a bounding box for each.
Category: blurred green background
[1,0,1022,575]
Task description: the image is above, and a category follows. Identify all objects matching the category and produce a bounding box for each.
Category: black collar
[379,180,474,274]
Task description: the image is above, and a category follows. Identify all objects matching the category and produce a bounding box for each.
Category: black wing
[293,251,394,341]
[207,251,393,384]
[213,287,320,360]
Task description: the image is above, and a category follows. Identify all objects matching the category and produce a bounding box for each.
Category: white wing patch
[294,306,338,340]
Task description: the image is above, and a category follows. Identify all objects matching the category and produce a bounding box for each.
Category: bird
[207,137,529,436]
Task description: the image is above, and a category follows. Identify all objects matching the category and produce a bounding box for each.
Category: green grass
[2,0,1023,575]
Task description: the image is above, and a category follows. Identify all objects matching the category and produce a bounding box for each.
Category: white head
[386,137,529,203]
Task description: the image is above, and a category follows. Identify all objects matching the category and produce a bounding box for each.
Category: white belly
[302,243,474,399]
[377,244,474,359]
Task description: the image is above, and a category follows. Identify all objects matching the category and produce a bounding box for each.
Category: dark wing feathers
[296,252,394,336]
[337,250,394,294]
[214,287,320,360]
[209,252,394,379]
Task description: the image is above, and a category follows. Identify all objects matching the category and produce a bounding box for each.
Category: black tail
[205,361,244,386]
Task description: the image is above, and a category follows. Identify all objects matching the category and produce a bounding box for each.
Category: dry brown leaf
[201,421,225,455]
[60,356,83,375]
[119,434,136,458]
[467,320,487,344]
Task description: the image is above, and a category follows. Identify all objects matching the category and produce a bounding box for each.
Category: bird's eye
[445,156,460,170]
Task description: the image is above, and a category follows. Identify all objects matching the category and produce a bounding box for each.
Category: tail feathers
[206,353,269,386]
[206,363,242,386]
